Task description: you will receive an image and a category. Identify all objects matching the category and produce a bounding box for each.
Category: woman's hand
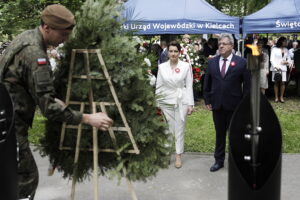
[187,106,193,115]
[205,104,212,111]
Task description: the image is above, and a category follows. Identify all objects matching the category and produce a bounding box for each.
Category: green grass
[184,98,300,153]
[271,99,300,153]
[185,104,215,152]
[29,98,300,153]
[28,112,46,145]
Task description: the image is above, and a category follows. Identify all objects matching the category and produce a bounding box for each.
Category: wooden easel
[59,49,140,200]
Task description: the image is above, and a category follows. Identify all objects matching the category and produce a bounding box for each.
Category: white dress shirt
[219,53,233,74]
[289,48,296,60]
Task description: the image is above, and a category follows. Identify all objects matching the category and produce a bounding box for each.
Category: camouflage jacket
[0,27,82,130]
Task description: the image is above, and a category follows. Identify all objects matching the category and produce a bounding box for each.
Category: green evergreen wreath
[39,0,171,182]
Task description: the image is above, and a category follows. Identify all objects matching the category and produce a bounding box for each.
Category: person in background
[47,46,60,70]
[286,35,293,49]
[159,40,168,64]
[150,43,162,64]
[203,33,250,172]
[289,41,299,60]
[262,37,271,56]
[267,38,275,50]
[257,39,269,94]
[182,34,191,44]
[155,41,194,169]
[149,43,162,77]
[195,37,204,47]
[294,46,300,96]
[243,36,254,59]
[270,37,292,103]
[193,43,202,54]
[203,38,218,58]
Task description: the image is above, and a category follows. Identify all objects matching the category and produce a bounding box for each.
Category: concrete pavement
[34,151,300,200]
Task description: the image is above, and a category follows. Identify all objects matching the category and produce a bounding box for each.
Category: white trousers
[161,104,188,154]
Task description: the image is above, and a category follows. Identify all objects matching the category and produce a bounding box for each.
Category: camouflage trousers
[17,123,39,200]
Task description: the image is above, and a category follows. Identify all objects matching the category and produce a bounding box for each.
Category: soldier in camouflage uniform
[0,4,113,200]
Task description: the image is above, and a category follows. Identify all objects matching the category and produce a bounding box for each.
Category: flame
[246,44,260,56]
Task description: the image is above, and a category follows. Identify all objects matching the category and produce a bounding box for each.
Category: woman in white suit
[270,37,292,103]
[155,41,194,168]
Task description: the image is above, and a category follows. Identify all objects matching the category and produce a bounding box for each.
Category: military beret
[41,4,75,30]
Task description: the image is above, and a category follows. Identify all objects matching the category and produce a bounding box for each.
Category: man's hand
[205,104,212,111]
[82,113,113,131]
[187,106,193,115]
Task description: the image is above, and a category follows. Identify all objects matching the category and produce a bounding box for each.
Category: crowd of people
[142,33,300,170]
[1,3,300,198]
[245,35,300,102]
[141,33,300,101]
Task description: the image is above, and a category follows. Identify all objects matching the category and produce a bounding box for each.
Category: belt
[175,88,185,121]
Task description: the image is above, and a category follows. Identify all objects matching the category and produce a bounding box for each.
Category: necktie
[221,58,227,78]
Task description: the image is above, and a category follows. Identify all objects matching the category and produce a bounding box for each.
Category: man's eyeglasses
[218,42,231,46]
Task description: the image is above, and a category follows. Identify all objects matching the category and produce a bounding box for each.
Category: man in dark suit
[159,41,168,64]
[294,47,300,96]
[204,33,251,172]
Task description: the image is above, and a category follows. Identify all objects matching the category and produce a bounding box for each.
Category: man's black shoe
[210,163,224,172]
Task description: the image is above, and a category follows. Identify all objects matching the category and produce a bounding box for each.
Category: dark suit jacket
[294,48,300,72]
[203,54,251,111]
[159,48,168,64]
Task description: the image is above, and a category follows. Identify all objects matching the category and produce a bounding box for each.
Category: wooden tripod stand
[59,49,140,200]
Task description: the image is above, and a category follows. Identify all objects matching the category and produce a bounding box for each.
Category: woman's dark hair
[276,37,287,48]
[167,41,181,52]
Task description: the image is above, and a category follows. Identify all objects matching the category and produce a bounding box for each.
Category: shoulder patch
[37,58,47,65]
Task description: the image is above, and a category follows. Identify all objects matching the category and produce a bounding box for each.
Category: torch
[228,44,282,200]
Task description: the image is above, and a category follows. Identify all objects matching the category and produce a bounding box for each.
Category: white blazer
[270,47,291,72]
[155,60,194,120]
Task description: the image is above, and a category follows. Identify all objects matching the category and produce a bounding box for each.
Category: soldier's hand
[82,113,113,131]
[54,98,66,107]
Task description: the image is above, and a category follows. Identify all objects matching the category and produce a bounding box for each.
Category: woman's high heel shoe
[175,154,182,168]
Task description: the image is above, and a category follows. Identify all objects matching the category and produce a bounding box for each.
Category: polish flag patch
[37,58,47,65]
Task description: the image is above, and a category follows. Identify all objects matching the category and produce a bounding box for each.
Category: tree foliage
[0,0,84,40]
[207,0,271,16]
